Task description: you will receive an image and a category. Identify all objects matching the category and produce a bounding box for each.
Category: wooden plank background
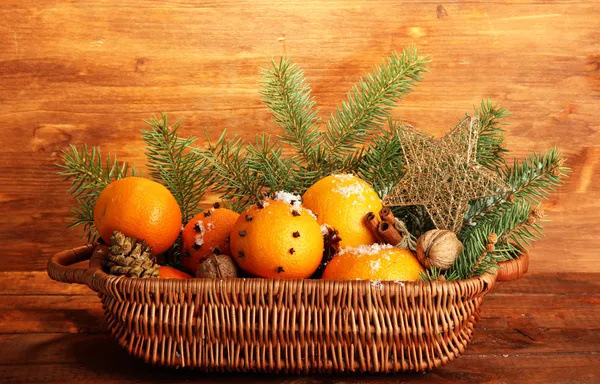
[0,0,598,273]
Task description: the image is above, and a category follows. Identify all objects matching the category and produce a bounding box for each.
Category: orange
[302,174,382,247]
[181,206,240,274]
[322,244,424,281]
[159,265,192,279]
[94,177,182,255]
[230,199,324,279]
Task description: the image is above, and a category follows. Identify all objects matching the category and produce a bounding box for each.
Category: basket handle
[496,251,529,282]
[47,244,108,290]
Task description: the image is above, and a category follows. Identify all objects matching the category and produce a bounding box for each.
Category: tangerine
[230,198,323,279]
[159,265,192,279]
[94,177,181,255]
[302,174,382,247]
[181,206,240,274]
[322,244,424,281]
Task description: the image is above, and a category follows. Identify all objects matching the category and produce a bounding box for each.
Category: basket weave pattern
[49,245,500,373]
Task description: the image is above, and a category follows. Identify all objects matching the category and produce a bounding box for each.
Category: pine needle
[464,147,568,227]
[197,131,265,211]
[356,118,406,198]
[57,144,137,241]
[142,113,210,223]
[324,47,428,158]
[473,100,509,173]
[246,134,297,193]
[260,57,322,167]
[447,200,540,280]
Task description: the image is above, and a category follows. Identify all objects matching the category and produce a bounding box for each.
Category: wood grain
[1,271,599,383]
[0,0,599,273]
[1,356,598,384]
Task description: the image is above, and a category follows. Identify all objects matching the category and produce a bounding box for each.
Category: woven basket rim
[50,244,500,299]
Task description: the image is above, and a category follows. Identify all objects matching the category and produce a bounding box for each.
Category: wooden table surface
[1,0,599,382]
[0,270,597,383]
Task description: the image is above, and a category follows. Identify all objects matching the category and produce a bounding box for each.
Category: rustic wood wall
[1,1,598,273]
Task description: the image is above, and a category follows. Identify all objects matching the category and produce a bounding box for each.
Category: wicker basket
[47,244,526,373]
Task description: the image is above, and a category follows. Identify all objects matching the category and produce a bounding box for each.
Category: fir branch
[504,148,568,205]
[324,47,428,158]
[197,131,265,212]
[245,134,297,193]
[474,100,509,173]
[357,119,406,198]
[420,267,442,282]
[464,148,568,227]
[142,113,210,223]
[196,48,427,204]
[452,149,567,279]
[57,144,137,241]
[67,198,98,243]
[498,207,545,258]
[448,201,540,280]
[260,57,322,167]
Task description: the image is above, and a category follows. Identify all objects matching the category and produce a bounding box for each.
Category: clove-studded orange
[230,199,324,279]
[302,174,383,247]
[181,205,240,274]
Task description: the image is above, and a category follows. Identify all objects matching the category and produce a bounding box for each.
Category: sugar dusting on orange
[323,244,424,281]
[302,174,383,247]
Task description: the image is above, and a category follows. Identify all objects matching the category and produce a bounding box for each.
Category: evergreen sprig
[142,113,210,223]
[449,148,567,279]
[202,47,429,205]
[474,100,509,173]
[504,148,568,204]
[246,134,297,193]
[447,200,541,280]
[57,144,137,241]
[325,47,428,159]
[464,148,567,227]
[356,119,406,197]
[197,131,265,211]
[260,57,322,168]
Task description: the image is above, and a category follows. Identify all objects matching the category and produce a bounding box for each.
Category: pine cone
[105,231,159,278]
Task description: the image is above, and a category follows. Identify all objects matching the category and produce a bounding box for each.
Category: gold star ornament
[383,116,509,233]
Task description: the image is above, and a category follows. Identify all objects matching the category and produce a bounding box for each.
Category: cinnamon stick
[379,206,396,225]
[364,212,385,243]
[377,221,403,246]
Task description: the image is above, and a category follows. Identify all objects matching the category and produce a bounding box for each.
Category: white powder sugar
[333,182,366,202]
[194,233,204,247]
[273,191,302,206]
[338,243,393,257]
[371,280,384,290]
[273,191,317,219]
[302,206,318,220]
[194,220,205,246]
[369,259,381,271]
[333,173,355,181]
